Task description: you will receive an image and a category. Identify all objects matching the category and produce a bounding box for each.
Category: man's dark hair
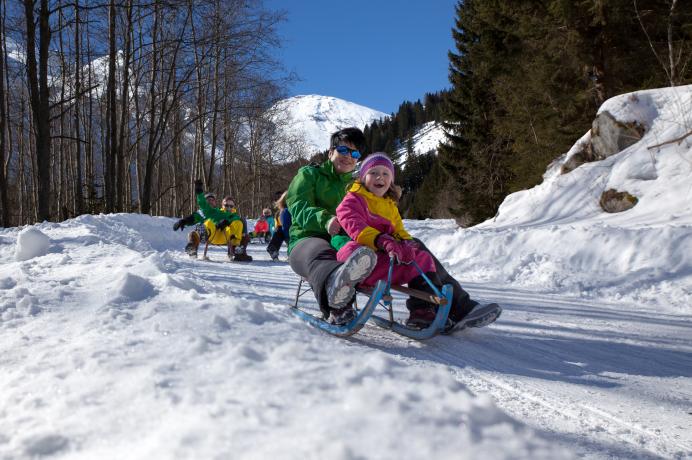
[330,127,365,152]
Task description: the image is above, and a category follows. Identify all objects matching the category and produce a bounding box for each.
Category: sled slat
[390,285,447,305]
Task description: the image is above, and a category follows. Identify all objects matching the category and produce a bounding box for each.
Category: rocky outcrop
[590,111,646,160]
[562,111,646,174]
[599,189,638,213]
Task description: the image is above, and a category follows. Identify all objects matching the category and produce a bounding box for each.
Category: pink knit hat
[358,152,395,182]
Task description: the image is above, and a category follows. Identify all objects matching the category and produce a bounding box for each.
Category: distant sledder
[265,191,291,262]
[285,128,501,339]
[248,213,270,243]
[172,180,252,262]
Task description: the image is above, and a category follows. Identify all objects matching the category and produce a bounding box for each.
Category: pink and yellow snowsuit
[334,182,435,287]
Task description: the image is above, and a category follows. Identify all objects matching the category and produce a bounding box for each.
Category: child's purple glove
[376,234,415,264]
[402,239,420,250]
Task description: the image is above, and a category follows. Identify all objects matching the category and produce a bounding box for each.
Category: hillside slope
[430,85,692,311]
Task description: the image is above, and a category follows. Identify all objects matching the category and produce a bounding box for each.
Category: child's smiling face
[363,165,393,197]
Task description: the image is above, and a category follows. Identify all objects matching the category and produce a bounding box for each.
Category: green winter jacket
[286,160,354,254]
[196,192,241,224]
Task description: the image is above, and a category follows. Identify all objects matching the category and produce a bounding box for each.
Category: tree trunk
[0,0,9,226]
[23,0,52,222]
[117,0,133,211]
[105,0,118,212]
[73,0,84,215]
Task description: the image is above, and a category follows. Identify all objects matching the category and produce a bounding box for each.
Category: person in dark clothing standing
[266,191,291,261]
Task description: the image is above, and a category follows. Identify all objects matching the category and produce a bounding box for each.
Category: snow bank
[415,85,692,312]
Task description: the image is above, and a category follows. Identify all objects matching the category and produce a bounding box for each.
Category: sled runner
[368,258,452,340]
[291,258,452,340]
[193,225,234,261]
[291,279,386,337]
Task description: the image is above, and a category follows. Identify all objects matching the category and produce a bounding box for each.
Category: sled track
[428,342,688,459]
[357,323,691,460]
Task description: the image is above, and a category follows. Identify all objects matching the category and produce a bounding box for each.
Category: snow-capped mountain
[5,37,25,65]
[395,120,448,160]
[272,95,387,154]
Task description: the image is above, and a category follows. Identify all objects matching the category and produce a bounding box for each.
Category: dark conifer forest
[366,1,691,224]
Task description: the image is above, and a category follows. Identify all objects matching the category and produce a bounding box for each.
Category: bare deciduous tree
[2,0,295,226]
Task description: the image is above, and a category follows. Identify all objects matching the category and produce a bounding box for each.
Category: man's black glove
[216,219,230,230]
[194,179,204,195]
[173,219,185,231]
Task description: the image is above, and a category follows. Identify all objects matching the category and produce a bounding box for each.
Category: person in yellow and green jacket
[173,182,252,262]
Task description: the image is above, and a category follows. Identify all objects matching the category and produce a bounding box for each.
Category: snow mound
[418,85,692,312]
[14,227,51,261]
[110,272,156,303]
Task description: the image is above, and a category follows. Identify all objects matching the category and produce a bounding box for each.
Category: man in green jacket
[287,128,498,332]
[286,128,377,325]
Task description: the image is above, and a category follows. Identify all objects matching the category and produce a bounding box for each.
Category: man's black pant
[288,237,340,316]
[413,238,478,321]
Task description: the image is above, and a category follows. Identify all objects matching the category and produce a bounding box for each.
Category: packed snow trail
[1,214,690,459]
[196,222,692,459]
[366,284,692,459]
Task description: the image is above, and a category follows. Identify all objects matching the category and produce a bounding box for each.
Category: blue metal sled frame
[290,280,386,337]
[369,259,453,340]
[291,257,452,340]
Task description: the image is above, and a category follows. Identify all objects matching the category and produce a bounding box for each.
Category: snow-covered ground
[0,215,689,459]
[1,86,691,459]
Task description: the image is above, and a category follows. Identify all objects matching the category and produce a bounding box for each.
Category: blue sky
[266,0,459,114]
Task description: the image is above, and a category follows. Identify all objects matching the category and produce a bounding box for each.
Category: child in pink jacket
[333,153,440,328]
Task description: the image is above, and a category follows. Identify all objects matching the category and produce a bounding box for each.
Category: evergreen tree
[439,0,688,223]
[438,0,515,224]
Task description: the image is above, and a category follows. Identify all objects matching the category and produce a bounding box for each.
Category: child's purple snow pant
[336,241,436,288]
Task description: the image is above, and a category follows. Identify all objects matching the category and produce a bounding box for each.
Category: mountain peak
[273,95,387,154]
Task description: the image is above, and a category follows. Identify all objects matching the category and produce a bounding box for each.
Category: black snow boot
[405,272,442,329]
